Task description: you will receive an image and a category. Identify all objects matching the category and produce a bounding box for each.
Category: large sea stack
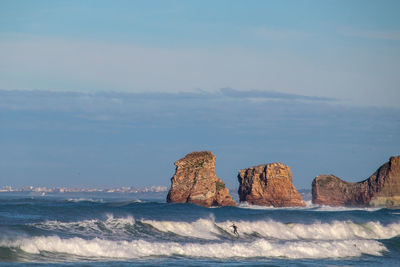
[312,155,400,207]
[238,163,306,207]
[166,151,236,207]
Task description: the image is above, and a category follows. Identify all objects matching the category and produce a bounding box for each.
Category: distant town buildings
[0,185,168,193]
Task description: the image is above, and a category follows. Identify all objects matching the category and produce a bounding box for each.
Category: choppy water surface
[1,193,399,266]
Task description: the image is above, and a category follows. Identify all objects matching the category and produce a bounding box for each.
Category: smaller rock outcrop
[167,151,236,207]
[238,163,305,207]
[312,155,400,207]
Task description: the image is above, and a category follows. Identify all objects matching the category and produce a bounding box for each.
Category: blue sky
[0,1,399,189]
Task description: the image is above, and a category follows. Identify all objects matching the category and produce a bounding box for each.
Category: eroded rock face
[166,151,236,207]
[238,163,305,207]
[312,155,400,207]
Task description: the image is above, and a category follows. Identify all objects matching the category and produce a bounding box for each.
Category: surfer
[231,223,238,236]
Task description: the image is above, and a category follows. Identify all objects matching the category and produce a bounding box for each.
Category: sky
[0,1,399,190]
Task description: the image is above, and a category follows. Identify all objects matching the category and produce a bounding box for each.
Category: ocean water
[1,193,400,266]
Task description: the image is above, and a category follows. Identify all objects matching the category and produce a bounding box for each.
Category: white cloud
[0,35,399,108]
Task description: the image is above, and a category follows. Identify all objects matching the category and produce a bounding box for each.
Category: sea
[1,191,400,267]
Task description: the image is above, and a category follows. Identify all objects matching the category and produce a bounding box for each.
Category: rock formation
[166,151,236,207]
[238,163,306,207]
[312,155,400,207]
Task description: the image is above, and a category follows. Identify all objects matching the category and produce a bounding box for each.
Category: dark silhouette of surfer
[231,223,238,236]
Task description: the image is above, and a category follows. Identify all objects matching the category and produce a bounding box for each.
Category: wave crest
[3,236,387,259]
[33,215,400,241]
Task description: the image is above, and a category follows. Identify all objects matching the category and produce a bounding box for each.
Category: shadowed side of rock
[311,175,370,206]
[238,163,305,207]
[312,155,400,207]
[166,151,236,207]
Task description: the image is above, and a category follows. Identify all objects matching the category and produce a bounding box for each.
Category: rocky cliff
[238,163,305,207]
[166,151,236,207]
[312,155,400,207]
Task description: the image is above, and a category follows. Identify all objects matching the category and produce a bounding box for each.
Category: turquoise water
[1,193,400,266]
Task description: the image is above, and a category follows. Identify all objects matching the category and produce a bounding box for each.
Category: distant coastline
[0,185,168,194]
[0,185,312,203]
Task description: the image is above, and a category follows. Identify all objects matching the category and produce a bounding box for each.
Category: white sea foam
[216,220,400,240]
[142,216,220,240]
[66,198,105,203]
[238,202,382,212]
[34,214,135,237]
[19,215,399,260]
[143,217,400,241]
[3,236,386,259]
[238,202,314,210]
[312,205,382,212]
[34,215,400,241]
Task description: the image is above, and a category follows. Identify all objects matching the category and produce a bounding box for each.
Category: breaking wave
[1,236,387,259]
[33,214,136,238]
[214,220,400,240]
[66,198,105,203]
[2,196,399,265]
[32,215,400,241]
[238,202,383,212]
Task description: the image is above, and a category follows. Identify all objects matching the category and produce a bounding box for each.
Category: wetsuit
[231,224,238,235]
